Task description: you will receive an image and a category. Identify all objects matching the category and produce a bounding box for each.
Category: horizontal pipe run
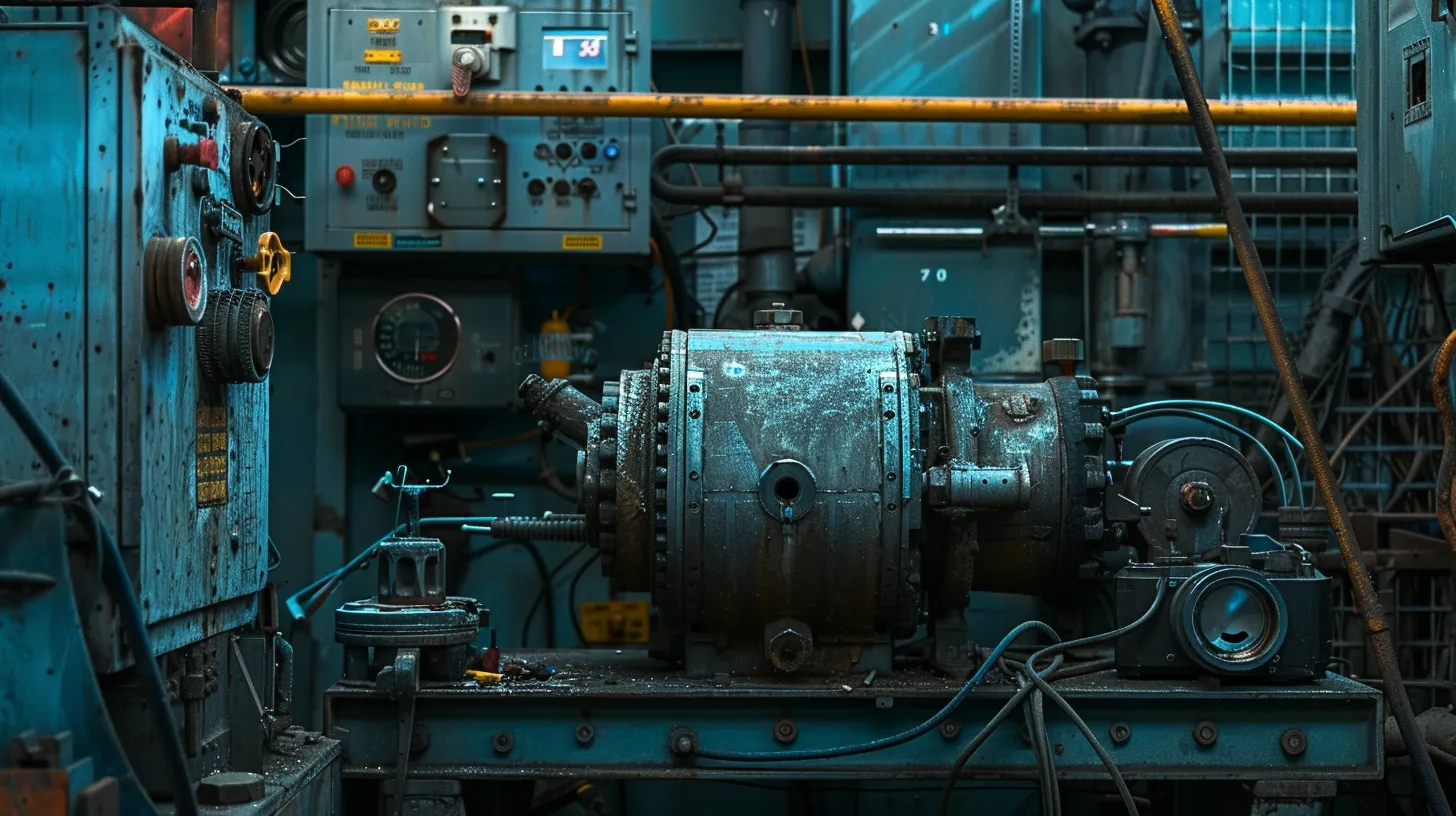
[652,180,1357,215]
[231,88,1357,127]
[655,144,1357,169]
[876,224,1231,241]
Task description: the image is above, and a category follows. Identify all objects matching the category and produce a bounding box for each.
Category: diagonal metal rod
[1148,2,1452,813]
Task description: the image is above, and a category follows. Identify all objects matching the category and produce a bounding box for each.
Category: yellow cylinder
[539,312,573,380]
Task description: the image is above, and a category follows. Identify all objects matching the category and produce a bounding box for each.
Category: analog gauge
[372,293,462,384]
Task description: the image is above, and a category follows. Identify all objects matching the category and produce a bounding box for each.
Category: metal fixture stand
[1150,1,1453,813]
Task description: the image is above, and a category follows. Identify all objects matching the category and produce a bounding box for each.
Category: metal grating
[1210,0,1453,703]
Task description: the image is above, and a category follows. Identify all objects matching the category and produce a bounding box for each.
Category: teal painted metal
[0,6,274,670]
[324,656,1384,781]
[842,0,1046,375]
[0,505,154,813]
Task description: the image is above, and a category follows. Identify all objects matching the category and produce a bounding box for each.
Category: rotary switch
[198,288,275,384]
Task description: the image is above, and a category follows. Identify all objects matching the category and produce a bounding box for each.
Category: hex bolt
[1280,728,1307,757]
[575,723,595,746]
[1193,721,1219,747]
[1180,481,1215,514]
[1109,722,1131,745]
[668,727,698,756]
[773,719,799,745]
[492,730,514,755]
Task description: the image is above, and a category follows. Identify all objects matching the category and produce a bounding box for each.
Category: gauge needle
[414,336,420,360]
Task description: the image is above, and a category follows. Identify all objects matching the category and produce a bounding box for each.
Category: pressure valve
[241,231,292,296]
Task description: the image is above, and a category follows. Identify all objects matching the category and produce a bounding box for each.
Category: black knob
[198,288,274,384]
[527,178,546,197]
[372,168,397,195]
[578,177,598,198]
[579,142,598,160]
[552,179,571,197]
[554,142,574,161]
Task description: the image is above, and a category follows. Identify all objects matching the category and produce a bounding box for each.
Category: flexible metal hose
[1433,330,1456,550]
[1150,2,1452,813]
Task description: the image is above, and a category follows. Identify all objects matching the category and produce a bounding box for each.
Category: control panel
[304,0,650,256]
[1358,2,1456,260]
[0,7,286,669]
[337,277,522,409]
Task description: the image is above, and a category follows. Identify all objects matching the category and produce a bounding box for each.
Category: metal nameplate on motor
[579,600,649,644]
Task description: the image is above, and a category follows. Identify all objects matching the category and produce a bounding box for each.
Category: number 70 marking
[920,268,948,283]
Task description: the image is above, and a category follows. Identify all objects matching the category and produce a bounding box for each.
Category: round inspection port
[580,142,598,160]
[527,179,546,197]
[552,179,572,197]
[372,168,397,195]
[554,142,574,161]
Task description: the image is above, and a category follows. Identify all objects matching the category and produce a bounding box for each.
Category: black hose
[653,143,1358,170]
[464,537,555,649]
[0,369,199,816]
[568,552,601,647]
[521,543,590,647]
[652,178,1356,215]
[650,209,701,329]
[486,515,587,543]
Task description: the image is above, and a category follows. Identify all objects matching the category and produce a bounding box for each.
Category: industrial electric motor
[522,313,1107,674]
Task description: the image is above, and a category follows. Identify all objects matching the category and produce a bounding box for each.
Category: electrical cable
[793,1,815,96]
[1111,407,1293,508]
[1112,399,1305,455]
[0,369,200,816]
[650,210,704,328]
[1429,329,1456,550]
[939,578,1168,816]
[1148,3,1453,813]
[462,536,556,649]
[692,619,1060,762]
[567,551,600,647]
[521,542,590,647]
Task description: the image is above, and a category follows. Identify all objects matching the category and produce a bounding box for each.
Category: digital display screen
[542,28,609,71]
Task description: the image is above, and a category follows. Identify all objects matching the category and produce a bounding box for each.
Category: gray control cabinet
[337,277,522,410]
[1357,1,1456,261]
[305,0,650,256]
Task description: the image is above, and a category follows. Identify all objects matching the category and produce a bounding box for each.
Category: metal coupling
[926,462,1029,510]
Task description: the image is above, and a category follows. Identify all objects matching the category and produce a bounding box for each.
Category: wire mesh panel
[1212,0,1453,703]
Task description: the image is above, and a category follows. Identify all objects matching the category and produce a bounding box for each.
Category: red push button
[336,165,356,187]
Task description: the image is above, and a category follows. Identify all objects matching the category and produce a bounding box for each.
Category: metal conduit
[230,88,1357,126]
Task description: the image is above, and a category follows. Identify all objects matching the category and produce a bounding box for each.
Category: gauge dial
[373,293,462,384]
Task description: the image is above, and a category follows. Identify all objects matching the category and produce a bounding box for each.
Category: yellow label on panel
[579,600,651,644]
[195,392,228,508]
[363,49,402,64]
[367,17,400,33]
[562,234,604,251]
[353,232,393,249]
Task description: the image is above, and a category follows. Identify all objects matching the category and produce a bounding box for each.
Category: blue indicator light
[603,143,620,160]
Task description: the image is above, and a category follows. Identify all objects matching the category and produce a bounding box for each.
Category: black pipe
[1149,1,1452,814]
[518,375,601,447]
[0,369,200,816]
[652,178,1357,215]
[652,143,1358,170]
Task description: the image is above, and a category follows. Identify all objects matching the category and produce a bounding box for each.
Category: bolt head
[1180,481,1215,513]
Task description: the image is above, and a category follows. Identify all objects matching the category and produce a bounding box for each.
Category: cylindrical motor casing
[542,319,1105,673]
[666,329,920,642]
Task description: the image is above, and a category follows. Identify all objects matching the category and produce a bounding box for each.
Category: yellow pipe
[1149,223,1230,239]
[231,88,1356,127]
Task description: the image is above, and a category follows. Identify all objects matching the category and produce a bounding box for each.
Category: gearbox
[520,311,1108,675]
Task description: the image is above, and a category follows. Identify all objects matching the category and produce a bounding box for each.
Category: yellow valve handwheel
[243,231,292,295]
